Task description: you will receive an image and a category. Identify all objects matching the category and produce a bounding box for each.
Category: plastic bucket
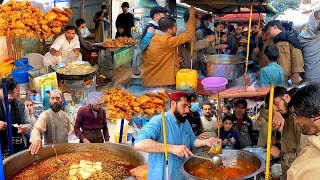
[201,77,228,92]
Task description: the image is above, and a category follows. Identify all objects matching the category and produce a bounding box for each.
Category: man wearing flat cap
[134,91,220,179]
[74,91,109,143]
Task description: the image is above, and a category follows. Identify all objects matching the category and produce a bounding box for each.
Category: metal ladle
[193,154,223,165]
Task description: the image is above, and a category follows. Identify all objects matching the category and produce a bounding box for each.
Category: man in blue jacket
[134,92,220,179]
[133,6,168,75]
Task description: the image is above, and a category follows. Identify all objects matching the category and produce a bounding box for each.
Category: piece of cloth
[87,92,104,105]
[255,107,269,148]
[219,128,240,149]
[0,98,32,158]
[30,109,71,144]
[74,105,109,141]
[142,15,197,87]
[273,31,301,49]
[200,116,217,132]
[115,12,134,38]
[273,33,304,79]
[80,27,91,38]
[232,114,253,148]
[42,95,50,111]
[134,111,196,180]
[256,62,285,88]
[141,20,159,38]
[79,129,104,143]
[94,20,108,43]
[177,26,210,70]
[298,9,320,79]
[43,33,81,67]
[287,135,320,180]
[139,32,154,52]
[186,111,203,136]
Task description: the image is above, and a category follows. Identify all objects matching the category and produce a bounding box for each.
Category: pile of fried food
[105,88,169,120]
[115,36,135,43]
[100,42,125,48]
[0,1,72,38]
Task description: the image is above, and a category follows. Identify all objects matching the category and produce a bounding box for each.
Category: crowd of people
[138,6,320,90]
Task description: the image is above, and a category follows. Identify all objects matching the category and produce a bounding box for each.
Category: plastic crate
[132,116,151,127]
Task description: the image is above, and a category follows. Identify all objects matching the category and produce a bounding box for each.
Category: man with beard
[200,102,218,136]
[134,92,220,179]
[29,89,72,155]
[43,25,81,67]
[142,6,197,87]
[0,79,31,159]
[287,84,320,179]
[227,23,247,56]
[265,86,304,179]
[74,91,109,143]
[266,20,304,85]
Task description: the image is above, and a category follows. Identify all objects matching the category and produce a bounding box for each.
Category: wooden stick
[190,41,194,70]
[162,109,169,180]
[245,5,253,73]
[217,93,221,139]
[265,86,274,180]
[256,14,261,48]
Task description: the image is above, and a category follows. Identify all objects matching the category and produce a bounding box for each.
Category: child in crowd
[219,115,240,149]
[217,32,230,54]
[244,44,285,88]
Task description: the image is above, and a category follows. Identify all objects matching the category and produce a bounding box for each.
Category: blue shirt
[256,62,285,88]
[42,95,50,110]
[135,111,196,180]
[139,32,154,51]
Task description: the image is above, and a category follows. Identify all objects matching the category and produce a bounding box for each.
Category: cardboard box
[29,68,58,98]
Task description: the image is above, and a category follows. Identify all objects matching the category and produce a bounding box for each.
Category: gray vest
[43,109,69,145]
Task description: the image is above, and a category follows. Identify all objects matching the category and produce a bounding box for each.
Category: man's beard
[50,103,63,112]
[174,107,188,123]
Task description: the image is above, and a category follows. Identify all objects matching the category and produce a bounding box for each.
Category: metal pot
[3,143,147,179]
[181,150,265,180]
[205,54,245,80]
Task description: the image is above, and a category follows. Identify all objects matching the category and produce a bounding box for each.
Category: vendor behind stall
[74,91,109,143]
[43,25,81,67]
[29,89,72,155]
[134,92,220,179]
[115,2,134,38]
[142,6,197,87]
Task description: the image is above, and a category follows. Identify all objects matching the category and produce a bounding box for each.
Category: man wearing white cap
[74,91,109,143]
[29,89,72,155]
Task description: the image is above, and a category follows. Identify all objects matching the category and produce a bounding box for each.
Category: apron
[80,129,104,143]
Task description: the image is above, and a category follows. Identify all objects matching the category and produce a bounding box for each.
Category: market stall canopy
[217,8,265,23]
[180,0,277,16]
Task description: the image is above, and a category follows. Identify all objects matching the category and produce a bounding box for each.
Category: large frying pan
[53,62,97,81]
[3,143,147,179]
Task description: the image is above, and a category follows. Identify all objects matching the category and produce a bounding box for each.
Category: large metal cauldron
[205,54,245,80]
[181,150,265,180]
[3,143,147,179]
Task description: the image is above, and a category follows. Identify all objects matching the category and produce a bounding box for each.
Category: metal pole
[80,0,84,19]
[2,78,13,155]
[0,143,4,180]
